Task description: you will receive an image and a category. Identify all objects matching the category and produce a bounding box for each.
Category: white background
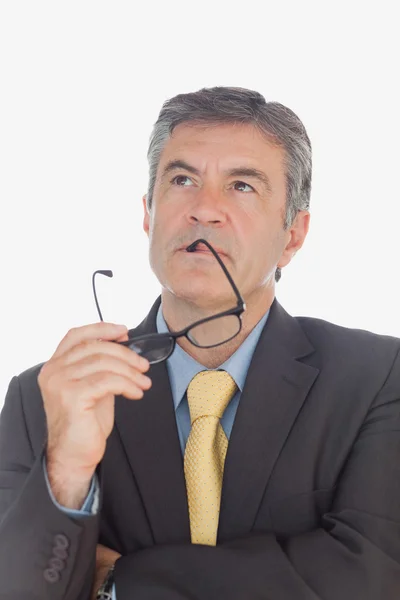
[1,1,399,407]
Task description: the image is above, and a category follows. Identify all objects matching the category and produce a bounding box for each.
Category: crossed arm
[98,354,400,599]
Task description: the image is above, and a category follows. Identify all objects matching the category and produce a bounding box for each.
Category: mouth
[178,243,227,258]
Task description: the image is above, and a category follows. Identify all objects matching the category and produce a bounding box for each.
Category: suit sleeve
[42,462,121,600]
[43,463,122,600]
[0,375,101,600]
[113,348,400,600]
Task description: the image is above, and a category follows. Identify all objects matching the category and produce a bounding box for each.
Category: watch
[96,564,115,600]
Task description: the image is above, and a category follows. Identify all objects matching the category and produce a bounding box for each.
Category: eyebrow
[160,159,273,194]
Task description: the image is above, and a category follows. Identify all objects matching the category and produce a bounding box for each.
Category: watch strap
[96,564,115,600]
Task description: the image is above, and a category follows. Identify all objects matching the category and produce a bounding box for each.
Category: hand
[38,322,152,476]
[91,543,122,600]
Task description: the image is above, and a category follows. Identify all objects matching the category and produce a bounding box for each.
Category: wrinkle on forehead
[161,123,285,176]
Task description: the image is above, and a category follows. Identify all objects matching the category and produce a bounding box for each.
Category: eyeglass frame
[92,238,246,364]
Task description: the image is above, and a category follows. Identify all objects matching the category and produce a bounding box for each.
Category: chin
[158,256,236,307]
[168,280,230,310]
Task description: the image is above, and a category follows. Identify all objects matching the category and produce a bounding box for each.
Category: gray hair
[145,86,312,282]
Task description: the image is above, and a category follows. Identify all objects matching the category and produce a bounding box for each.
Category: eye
[233,181,255,193]
[171,175,193,186]
[170,176,255,193]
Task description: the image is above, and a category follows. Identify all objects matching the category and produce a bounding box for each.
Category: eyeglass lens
[127,336,175,364]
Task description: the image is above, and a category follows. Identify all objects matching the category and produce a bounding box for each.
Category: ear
[142,195,150,237]
[277,211,310,269]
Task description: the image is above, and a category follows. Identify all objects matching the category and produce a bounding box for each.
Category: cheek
[150,204,180,236]
[238,220,285,279]
[147,215,177,276]
[235,211,271,253]
[147,209,166,247]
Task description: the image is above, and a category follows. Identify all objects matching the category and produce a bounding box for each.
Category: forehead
[158,122,285,175]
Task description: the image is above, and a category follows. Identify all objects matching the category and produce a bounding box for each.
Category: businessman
[1,86,400,599]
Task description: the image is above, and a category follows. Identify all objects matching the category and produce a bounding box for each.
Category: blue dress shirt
[42,303,270,598]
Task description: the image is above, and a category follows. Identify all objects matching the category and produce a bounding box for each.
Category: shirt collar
[156,302,270,411]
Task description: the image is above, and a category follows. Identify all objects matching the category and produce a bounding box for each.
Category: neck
[160,287,274,369]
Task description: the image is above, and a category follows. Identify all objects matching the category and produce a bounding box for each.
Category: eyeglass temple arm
[92,270,113,322]
[186,239,244,307]
[92,240,244,323]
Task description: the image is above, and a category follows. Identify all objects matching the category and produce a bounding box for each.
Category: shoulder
[295,314,400,369]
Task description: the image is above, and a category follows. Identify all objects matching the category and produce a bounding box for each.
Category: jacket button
[44,568,60,583]
[54,534,70,549]
[53,546,68,560]
[49,557,65,571]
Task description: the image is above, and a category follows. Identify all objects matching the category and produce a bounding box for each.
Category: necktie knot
[187,370,238,424]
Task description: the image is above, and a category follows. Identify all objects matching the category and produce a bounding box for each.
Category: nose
[187,188,227,227]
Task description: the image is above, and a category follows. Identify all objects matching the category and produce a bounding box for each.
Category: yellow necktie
[184,370,238,546]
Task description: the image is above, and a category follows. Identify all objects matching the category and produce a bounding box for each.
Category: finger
[115,332,129,342]
[52,322,128,360]
[60,338,150,372]
[62,355,152,390]
[70,372,148,404]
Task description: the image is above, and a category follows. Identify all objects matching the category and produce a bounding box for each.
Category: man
[1,86,400,599]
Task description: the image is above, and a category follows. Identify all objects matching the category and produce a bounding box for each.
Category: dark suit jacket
[1,296,400,599]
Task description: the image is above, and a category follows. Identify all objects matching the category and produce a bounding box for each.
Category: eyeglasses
[92,238,246,365]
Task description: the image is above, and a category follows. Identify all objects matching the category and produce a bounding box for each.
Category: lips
[179,243,227,257]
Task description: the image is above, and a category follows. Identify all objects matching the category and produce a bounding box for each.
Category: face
[143,122,309,312]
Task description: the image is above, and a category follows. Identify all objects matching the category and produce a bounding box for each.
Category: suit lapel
[114,296,191,545]
[218,299,319,542]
